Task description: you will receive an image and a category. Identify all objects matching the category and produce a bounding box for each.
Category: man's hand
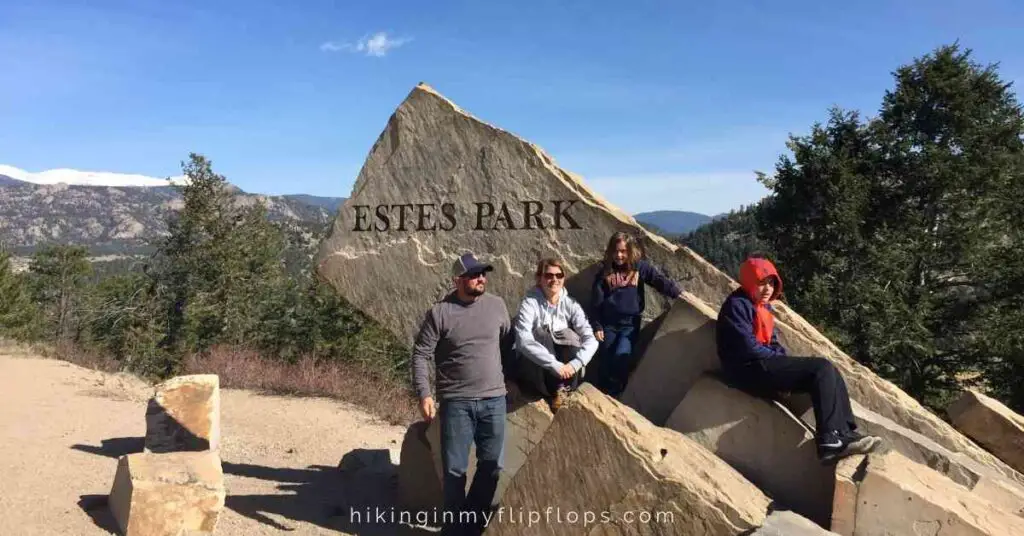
[558,364,576,380]
[420,396,436,422]
[595,329,604,342]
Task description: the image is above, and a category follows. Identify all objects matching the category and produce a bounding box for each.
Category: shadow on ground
[72,438,433,535]
[71,436,144,458]
[78,495,119,534]
[225,449,435,535]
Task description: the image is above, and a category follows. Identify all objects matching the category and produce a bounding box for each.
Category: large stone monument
[316,82,1024,533]
[313,83,1024,487]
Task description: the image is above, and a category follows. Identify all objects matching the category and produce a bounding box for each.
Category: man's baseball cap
[451,253,494,278]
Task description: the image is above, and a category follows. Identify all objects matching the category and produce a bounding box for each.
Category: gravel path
[0,353,432,536]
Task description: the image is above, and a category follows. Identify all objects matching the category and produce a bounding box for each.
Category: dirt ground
[0,353,434,536]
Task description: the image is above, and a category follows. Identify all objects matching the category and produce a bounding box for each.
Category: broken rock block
[398,421,443,512]
[752,510,841,536]
[948,389,1024,475]
[800,398,1024,517]
[427,382,553,504]
[665,375,834,528]
[145,374,220,453]
[108,451,225,536]
[486,383,769,535]
[829,455,866,536]
[854,450,1024,536]
[620,294,722,425]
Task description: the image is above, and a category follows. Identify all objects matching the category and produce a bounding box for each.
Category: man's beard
[466,285,485,296]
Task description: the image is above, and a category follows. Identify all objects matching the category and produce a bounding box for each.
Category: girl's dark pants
[595,318,641,397]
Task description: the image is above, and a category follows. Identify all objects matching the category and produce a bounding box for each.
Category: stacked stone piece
[108,374,225,536]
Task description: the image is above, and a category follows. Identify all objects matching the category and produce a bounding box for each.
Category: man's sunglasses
[542,272,565,279]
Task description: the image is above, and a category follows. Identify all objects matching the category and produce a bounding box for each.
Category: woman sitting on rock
[513,258,598,411]
[590,231,686,397]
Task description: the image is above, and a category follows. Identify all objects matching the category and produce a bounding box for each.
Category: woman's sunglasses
[543,272,565,279]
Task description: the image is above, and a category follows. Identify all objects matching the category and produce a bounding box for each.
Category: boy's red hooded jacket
[716,257,787,368]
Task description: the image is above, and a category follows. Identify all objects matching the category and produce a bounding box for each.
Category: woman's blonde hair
[535,258,566,277]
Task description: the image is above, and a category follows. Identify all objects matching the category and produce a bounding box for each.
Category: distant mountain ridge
[282,194,346,212]
[0,180,335,257]
[633,210,713,236]
[2,164,735,261]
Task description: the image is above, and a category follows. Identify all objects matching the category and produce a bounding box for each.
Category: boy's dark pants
[723,356,857,439]
[439,396,506,536]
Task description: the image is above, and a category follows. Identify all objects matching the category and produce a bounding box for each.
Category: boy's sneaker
[817,429,882,465]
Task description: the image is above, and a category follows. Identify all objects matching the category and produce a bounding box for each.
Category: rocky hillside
[0,178,340,256]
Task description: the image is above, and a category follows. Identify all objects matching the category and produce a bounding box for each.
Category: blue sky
[2,0,1022,216]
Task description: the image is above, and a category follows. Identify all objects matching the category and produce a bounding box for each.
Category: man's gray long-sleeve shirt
[411,292,512,401]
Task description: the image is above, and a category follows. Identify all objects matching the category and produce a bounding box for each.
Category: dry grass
[182,345,419,426]
[2,337,419,427]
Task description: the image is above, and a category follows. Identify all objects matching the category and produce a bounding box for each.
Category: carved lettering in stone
[352,200,581,232]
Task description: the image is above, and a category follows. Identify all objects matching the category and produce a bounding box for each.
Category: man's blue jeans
[439,395,506,535]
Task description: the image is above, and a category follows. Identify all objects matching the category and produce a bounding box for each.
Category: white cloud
[320,31,412,57]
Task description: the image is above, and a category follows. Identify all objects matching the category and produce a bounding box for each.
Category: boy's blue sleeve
[717,297,785,362]
[638,259,682,298]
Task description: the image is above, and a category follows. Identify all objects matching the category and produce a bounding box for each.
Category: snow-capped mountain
[0,164,188,188]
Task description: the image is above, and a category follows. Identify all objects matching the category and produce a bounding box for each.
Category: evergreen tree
[757,44,1024,409]
[28,244,92,342]
[0,248,39,340]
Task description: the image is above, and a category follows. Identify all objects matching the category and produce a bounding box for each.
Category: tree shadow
[223,449,435,535]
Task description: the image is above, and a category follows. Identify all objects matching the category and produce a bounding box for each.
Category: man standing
[411,253,512,536]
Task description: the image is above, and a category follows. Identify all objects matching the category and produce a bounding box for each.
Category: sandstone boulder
[619,293,721,425]
[144,374,220,453]
[851,451,1024,536]
[486,383,770,535]
[313,81,1020,493]
[800,398,1024,515]
[752,511,841,536]
[426,382,553,504]
[397,421,443,512]
[108,451,225,536]
[829,455,865,536]
[314,83,705,349]
[948,389,1024,475]
[665,375,834,527]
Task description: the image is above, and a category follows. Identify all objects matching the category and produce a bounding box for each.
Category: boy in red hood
[716,254,881,465]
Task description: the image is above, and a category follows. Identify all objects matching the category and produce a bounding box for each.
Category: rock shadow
[70,436,145,459]
[145,398,210,452]
[77,495,119,534]
[224,449,434,535]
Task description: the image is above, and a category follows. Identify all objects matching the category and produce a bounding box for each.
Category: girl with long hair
[590,232,685,396]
